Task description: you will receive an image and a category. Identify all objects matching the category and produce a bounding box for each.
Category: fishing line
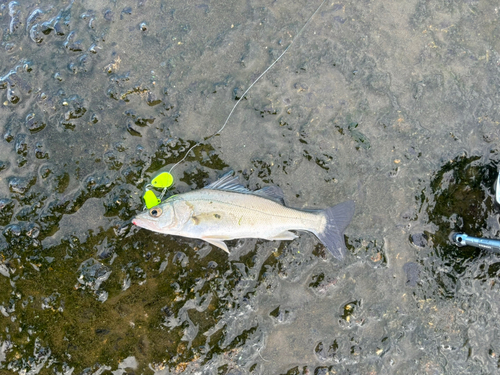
[142,0,327,206]
[168,0,326,175]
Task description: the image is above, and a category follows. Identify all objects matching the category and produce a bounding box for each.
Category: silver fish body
[133,171,355,259]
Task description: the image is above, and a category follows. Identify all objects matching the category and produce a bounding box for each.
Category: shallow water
[1,0,500,374]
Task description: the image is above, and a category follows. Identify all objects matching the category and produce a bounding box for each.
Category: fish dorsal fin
[204,171,251,194]
[253,186,285,205]
[204,171,286,205]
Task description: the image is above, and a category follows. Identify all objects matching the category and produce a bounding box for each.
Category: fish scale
[178,189,324,236]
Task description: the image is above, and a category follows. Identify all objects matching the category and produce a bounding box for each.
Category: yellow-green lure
[151,172,173,189]
[143,190,161,209]
[142,172,174,209]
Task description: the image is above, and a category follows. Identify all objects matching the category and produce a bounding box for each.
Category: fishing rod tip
[451,232,467,246]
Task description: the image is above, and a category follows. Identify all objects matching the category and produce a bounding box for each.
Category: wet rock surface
[1,0,500,374]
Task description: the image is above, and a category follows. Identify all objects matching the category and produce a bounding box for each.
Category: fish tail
[314,200,355,260]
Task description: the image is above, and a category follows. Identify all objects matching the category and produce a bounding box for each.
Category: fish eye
[149,207,163,217]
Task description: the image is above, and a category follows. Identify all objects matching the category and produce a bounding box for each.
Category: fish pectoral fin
[202,237,230,254]
[266,231,297,241]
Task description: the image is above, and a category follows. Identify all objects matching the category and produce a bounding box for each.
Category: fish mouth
[132,217,144,227]
[131,216,153,230]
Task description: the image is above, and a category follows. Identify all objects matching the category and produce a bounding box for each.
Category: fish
[132,171,355,260]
